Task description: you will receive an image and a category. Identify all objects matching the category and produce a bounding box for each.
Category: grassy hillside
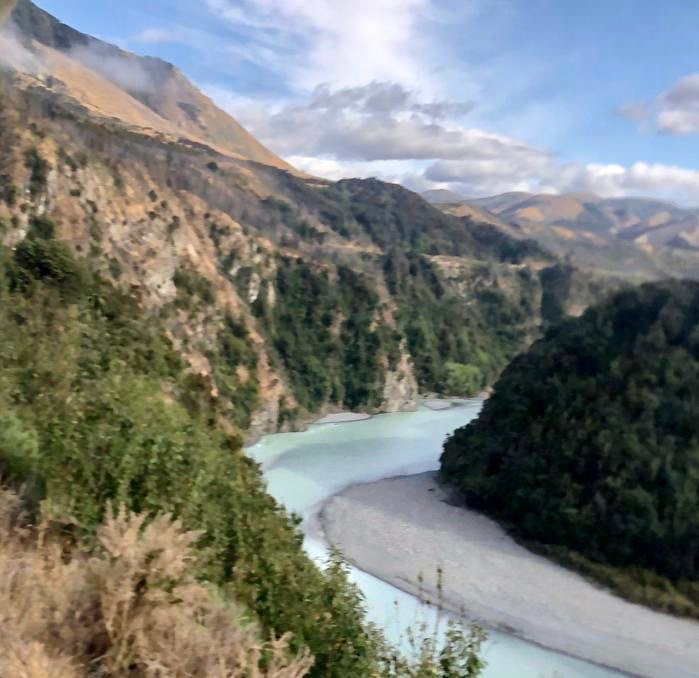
[441,280,699,618]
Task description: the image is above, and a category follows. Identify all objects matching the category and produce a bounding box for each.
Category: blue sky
[37,0,699,203]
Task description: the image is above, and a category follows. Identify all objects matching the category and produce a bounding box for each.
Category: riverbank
[320,473,699,678]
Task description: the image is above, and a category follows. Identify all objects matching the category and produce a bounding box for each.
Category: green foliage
[385,251,536,393]
[28,214,55,240]
[381,619,486,678]
[11,237,87,301]
[173,265,215,307]
[0,406,40,486]
[24,147,49,197]
[441,281,699,598]
[0,239,385,677]
[322,179,475,255]
[207,313,260,429]
[252,257,392,412]
[0,173,18,206]
[444,362,482,397]
[247,175,555,402]
[262,197,325,244]
[378,569,487,678]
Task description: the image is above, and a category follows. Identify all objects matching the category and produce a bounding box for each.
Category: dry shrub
[0,489,312,677]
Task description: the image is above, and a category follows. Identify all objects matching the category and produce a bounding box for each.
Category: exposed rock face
[0,2,614,437]
[381,347,418,412]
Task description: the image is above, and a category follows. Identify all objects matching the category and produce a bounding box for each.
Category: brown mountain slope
[472,192,699,253]
[6,0,296,172]
[0,2,623,437]
[424,190,699,280]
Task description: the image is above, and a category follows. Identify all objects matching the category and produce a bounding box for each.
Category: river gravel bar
[321,472,699,678]
[313,412,372,424]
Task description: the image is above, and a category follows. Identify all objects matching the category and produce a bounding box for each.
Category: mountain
[441,279,699,619]
[423,190,699,280]
[0,2,653,673]
[4,0,296,172]
[0,1,620,439]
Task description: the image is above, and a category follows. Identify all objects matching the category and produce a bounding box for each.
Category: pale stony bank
[320,473,699,678]
[313,412,372,424]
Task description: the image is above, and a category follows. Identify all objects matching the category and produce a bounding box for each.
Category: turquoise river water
[247,401,625,678]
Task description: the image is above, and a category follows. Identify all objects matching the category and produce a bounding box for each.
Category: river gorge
[247,401,637,678]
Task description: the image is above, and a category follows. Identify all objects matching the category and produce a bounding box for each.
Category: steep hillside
[0,232,386,676]
[6,0,296,172]
[0,1,620,440]
[425,190,699,280]
[0,74,596,435]
[441,280,699,618]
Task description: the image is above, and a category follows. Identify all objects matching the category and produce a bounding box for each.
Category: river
[246,400,624,677]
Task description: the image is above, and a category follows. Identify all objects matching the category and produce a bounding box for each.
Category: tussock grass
[0,488,313,677]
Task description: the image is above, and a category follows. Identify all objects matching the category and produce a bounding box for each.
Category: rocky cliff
[0,1,616,438]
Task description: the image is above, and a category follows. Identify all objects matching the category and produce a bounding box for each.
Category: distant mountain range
[422,190,699,280]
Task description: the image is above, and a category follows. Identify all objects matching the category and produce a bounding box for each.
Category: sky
[35,0,699,204]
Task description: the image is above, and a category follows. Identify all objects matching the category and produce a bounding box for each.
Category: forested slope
[441,280,699,617]
[0,235,393,675]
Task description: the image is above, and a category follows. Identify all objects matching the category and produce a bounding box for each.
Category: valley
[1,2,698,676]
[249,403,625,678]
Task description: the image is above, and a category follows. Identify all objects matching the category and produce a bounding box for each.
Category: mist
[0,21,41,74]
[68,43,159,95]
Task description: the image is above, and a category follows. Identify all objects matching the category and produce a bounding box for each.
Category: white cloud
[427,158,699,204]
[206,79,699,204]
[134,27,182,44]
[205,0,437,93]
[569,162,699,200]
[126,3,699,206]
[656,74,699,134]
[623,73,699,135]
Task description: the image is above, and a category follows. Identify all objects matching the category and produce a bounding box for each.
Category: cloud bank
[133,1,699,204]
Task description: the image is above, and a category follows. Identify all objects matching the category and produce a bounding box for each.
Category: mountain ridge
[5,0,297,173]
[0,1,622,439]
[423,188,699,278]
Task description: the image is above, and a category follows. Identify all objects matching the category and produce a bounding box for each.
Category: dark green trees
[0,241,382,677]
[441,281,699,584]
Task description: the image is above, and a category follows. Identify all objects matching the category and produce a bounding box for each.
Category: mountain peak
[4,0,296,173]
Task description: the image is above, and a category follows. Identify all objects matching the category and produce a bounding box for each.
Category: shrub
[11,238,86,301]
[28,214,55,240]
[25,148,49,197]
[0,490,313,678]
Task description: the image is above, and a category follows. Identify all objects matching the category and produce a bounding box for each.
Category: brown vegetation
[0,489,313,678]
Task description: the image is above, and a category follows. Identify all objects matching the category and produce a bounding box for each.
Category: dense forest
[441,280,699,617]
[0,221,489,675]
[223,176,559,403]
[0,232,381,675]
